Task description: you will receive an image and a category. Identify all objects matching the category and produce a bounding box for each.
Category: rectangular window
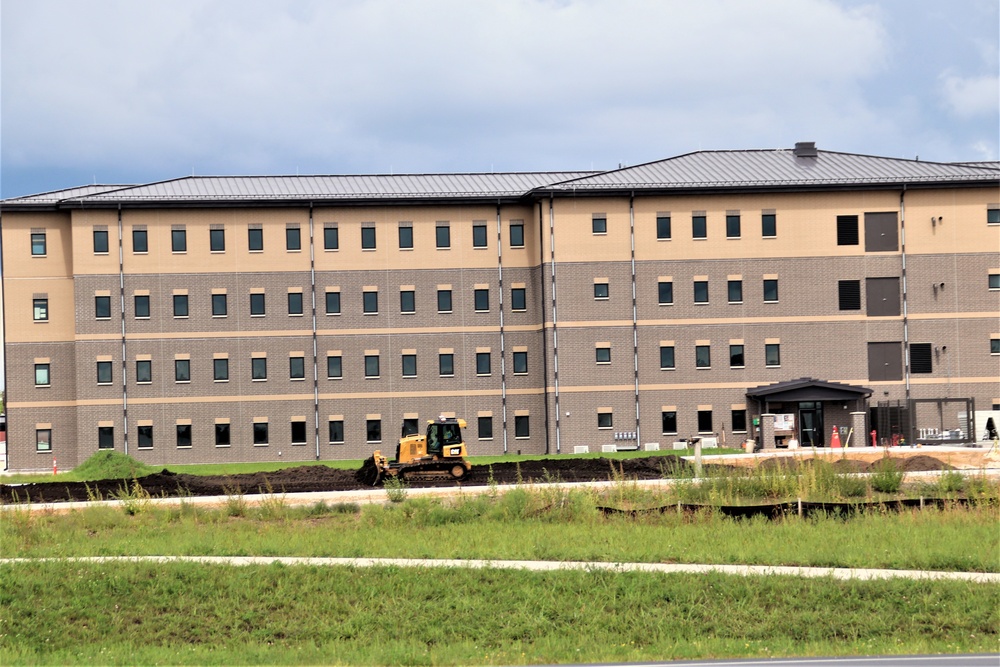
[437,289,452,313]
[171,229,187,252]
[692,215,707,239]
[991,337,1000,355]
[211,293,228,317]
[510,223,524,247]
[661,411,677,435]
[175,359,191,382]
[133,229,148,253]
[659,346,675,370]
[251,293,266,316]
[325,291,340,315]
[361,226,377,250]
[838,280,861,310]
[36,428,52,452]
[291,421,307,444]
[286,226,301,251]
[511,287,526,311]
[472,224,488,248]
[95,295,111,319]
[910,343,933,373]
[173,294,189,318]
[436,224,450,249]
[765,343,781,367]
[98,426,114,450]
[33,298,48,322]
[595,347,611,364]
[837,215,859,245]
[592,216,607,234]
[214,358,229,381]
[324,226,339,250]
[327,354,342,379]
[763,279,779,303]
[474,289,489,312]
[478,416,493,440]
[727,280,743,303]
[248,227,263,252]
[656,215,671,240]
[514,415,529,438]
[329,419,345,444]
[400,290,415,314]
[35,363,50,386]
[988,208,1000,225]
[762,213,777,237]
[402,354,417,377]
[402,418,419,437]
[476,352,491,375]
[729,344,745,368]
[287,292,303,316]
[134,294,150,319]
[215,423,230,447]
[725,214,740,238]
[363,291,379,314]
[97,361,113,384]
[598,412,613,429]
[989,274,1000,290]
[93,229,109,253]
[398,226,413,249]
[513,350,528,374]
[31,232,47,256]
[367,419,382,443]
[696,345,711,368]
[658,281,673,305]
[365,354,380,378]
[697,410,713,433]
[594,282,609,300]
[252,357,267,380]
[210,228,225,252]
[138,425,154,449]
[439,353,454,377]
[694,281,709,303]
[289,356,305,380]
[253,422,269,445]
[136,360,152,384]
[732,410,747,433]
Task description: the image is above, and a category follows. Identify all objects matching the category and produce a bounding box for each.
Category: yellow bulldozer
[357,416,472,485]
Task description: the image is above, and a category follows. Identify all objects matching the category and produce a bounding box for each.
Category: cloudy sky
[1,0,998,198]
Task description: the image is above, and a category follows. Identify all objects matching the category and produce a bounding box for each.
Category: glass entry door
[798,402,824,447]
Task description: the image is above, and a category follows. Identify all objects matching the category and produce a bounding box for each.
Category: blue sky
[1,0,997,199]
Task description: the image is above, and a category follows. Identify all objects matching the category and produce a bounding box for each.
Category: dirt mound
[889,455,951,472]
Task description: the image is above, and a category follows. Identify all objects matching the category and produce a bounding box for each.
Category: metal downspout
[0,210,7,469]
[537,201,552,455]
[900,187,910,401]
[496,202,508,453]
[117,205,129,455]
[629,193,640,445]
[548,196,560,454]
[309,204,320,460]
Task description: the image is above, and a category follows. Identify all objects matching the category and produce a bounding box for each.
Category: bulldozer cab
[426,418,464,456]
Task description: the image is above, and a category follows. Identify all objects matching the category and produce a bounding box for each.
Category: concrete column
[850,412,868,447]
[760,414,776,450]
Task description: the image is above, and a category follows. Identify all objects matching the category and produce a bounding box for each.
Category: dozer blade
[356,456,384,486]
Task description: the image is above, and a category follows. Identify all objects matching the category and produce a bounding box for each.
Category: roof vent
[793,142,818,157]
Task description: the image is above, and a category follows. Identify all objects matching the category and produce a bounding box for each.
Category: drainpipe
[537,201,552,455]
[309,203,320,460]
[496,202,508,453]
[629,192,640,445]
[117,205,129,455]
[548,196,561,454]
[900,186,910,402]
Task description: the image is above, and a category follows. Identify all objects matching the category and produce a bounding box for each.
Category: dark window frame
[725,214,741,239]
[472,224,488,248]
[474,288,489,312]
[134,294,150,319]
[729,344,745,368]
[325,291,340,315]
[172,294,189,318]
[31,232,47,256]
[727,280,743,304]
[661,411,678,435]
[475,352,491,376]
[512,350,528,375]
[361,227,377,250]
[400,290,415,314]
[97,361,113,384]
[659,346,675,370]
[289,356,306,380]
[213,358,229,382]
[174,359,191,382]
[397,225,413,250]
[95,295,112,319]
[514,415,530,438]
[656,216,671,240]
[658,281,673,305]
[171,229,187,253]
[763,279,779,303]
[509,223,525,248]
[209,228,226,252]
[693,281,709,304]
[364,354,380,378]
[324,226,339,250]
[327,355,343,379]
[211,293,228,317]
[439,353,454,377]
[761,213,777,238]
[697,410,713,434]
[286,227,302,251]
[765,343,781,367]
[363,291,379,315]
[696,345,711,368]
[401,354,417,378]
[435,225,451,249]
[93,229,110,254]
[252,357,268,381]
[366,419,382,443]
[132,229,148,253]
[511,287,526,311]
[248,227,264,252]
[251,293,266,316]
[287,292,304,316]
[437,289,452,313]
[692,215,707,239]
[136,359,152,384]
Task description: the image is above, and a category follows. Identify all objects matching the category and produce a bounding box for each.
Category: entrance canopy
[746,377,872,403]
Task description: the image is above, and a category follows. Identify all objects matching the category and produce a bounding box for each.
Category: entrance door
[798,402,824,447]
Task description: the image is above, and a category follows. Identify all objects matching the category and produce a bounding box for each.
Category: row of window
[646,278,778,305]
[655,343,781,370]
[641,212,777,240]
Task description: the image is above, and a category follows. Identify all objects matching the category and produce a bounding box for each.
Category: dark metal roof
[2,184,134,205]
[746,377,872,402]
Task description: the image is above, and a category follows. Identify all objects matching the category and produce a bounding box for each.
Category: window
[252,357,268,380]
[476,352,491,375]
[511,288,526,311]
[732,410,747,433]
[697,410,713,433]
[134,295,150,319]
[287,292,303,316]
[592,216,607,234]
[595,347,611,364]
[400,290,415,314]
[253,422,269,445]
[289,356,305,380]
[365,354,380,378]
[215,423,230,447]
[367,419,382,443]
[694,281,709,303]
[214,358,229,382]
[136,360,152,384]
[992,337,1000,355]
[95,296,111,319]
[510,223,524,247]
[36,428,52,452]
[472,224,488,248]
[175,359,191,382]
[31,232,46,256]
[138,425,154,449]
[361,227,377,250]
[759,213,777,238]
[729,345,745,368]
[514,415,530,438]
[35,363,50,386]
[478,416,493,440]
[33,298,48,322]
[291,421,307,444]
[133,229,148,253]
[325,291,340,315]
[763,279,779,303]
[171,229,187,252]
[324,226,339,250]
[990,274,1000,290]
[98,426,114,450]
[439,353,454,376]
[211,293,228,317]
[989,208,1000,225]
[659,345,675,370]
[398,226,413,249]
[837,215,859,245]
[726,214,741,238]
[363,290,379,314]
[598,412,613,429]
[727,280,743,303]
[210,229,225,252]
[696,345,711,368]
[513,351,528,374]
[658,281,673,305]
[692,215,707,239]
[474,289,489,312]
[173,294,189,318]
[402,354,417,377]
[661,411,677,435]
[910,343,932,373]
[248,227,263,252]
[251,293,266,316]
[327,354,342,379]
[838,280,861,310]
[437,289,452,313]
[97,361,113,384]
[656,215,671,240]
[286,226,301,251]
[329,420,345,444]
[594,282,609,300]
[765,343,781,367]
[436,224,450,249]
[93,229,109,253]
[402,418,419,436]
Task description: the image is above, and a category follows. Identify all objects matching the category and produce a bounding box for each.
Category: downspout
[629,192,640,445]
[900,186,910,402]
[309,203,320,460]
[117,205,129,455]
[537,201,552,455]
[548,195,561,454]
[0,210,7,469]
[496,202,508,453]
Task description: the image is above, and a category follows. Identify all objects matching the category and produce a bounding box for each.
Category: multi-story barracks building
[2,143,998,470]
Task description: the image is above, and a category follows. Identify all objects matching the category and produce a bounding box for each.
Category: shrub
[383,476,408,503]
[73,451,155,481]
[937,470,965,494]
[870,456,904,493]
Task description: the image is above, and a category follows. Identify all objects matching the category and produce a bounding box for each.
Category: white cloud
[940,73,1000,118]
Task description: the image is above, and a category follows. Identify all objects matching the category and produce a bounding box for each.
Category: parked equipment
[357,416,472,485]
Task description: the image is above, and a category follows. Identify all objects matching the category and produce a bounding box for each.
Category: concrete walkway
[2,555,997,583]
